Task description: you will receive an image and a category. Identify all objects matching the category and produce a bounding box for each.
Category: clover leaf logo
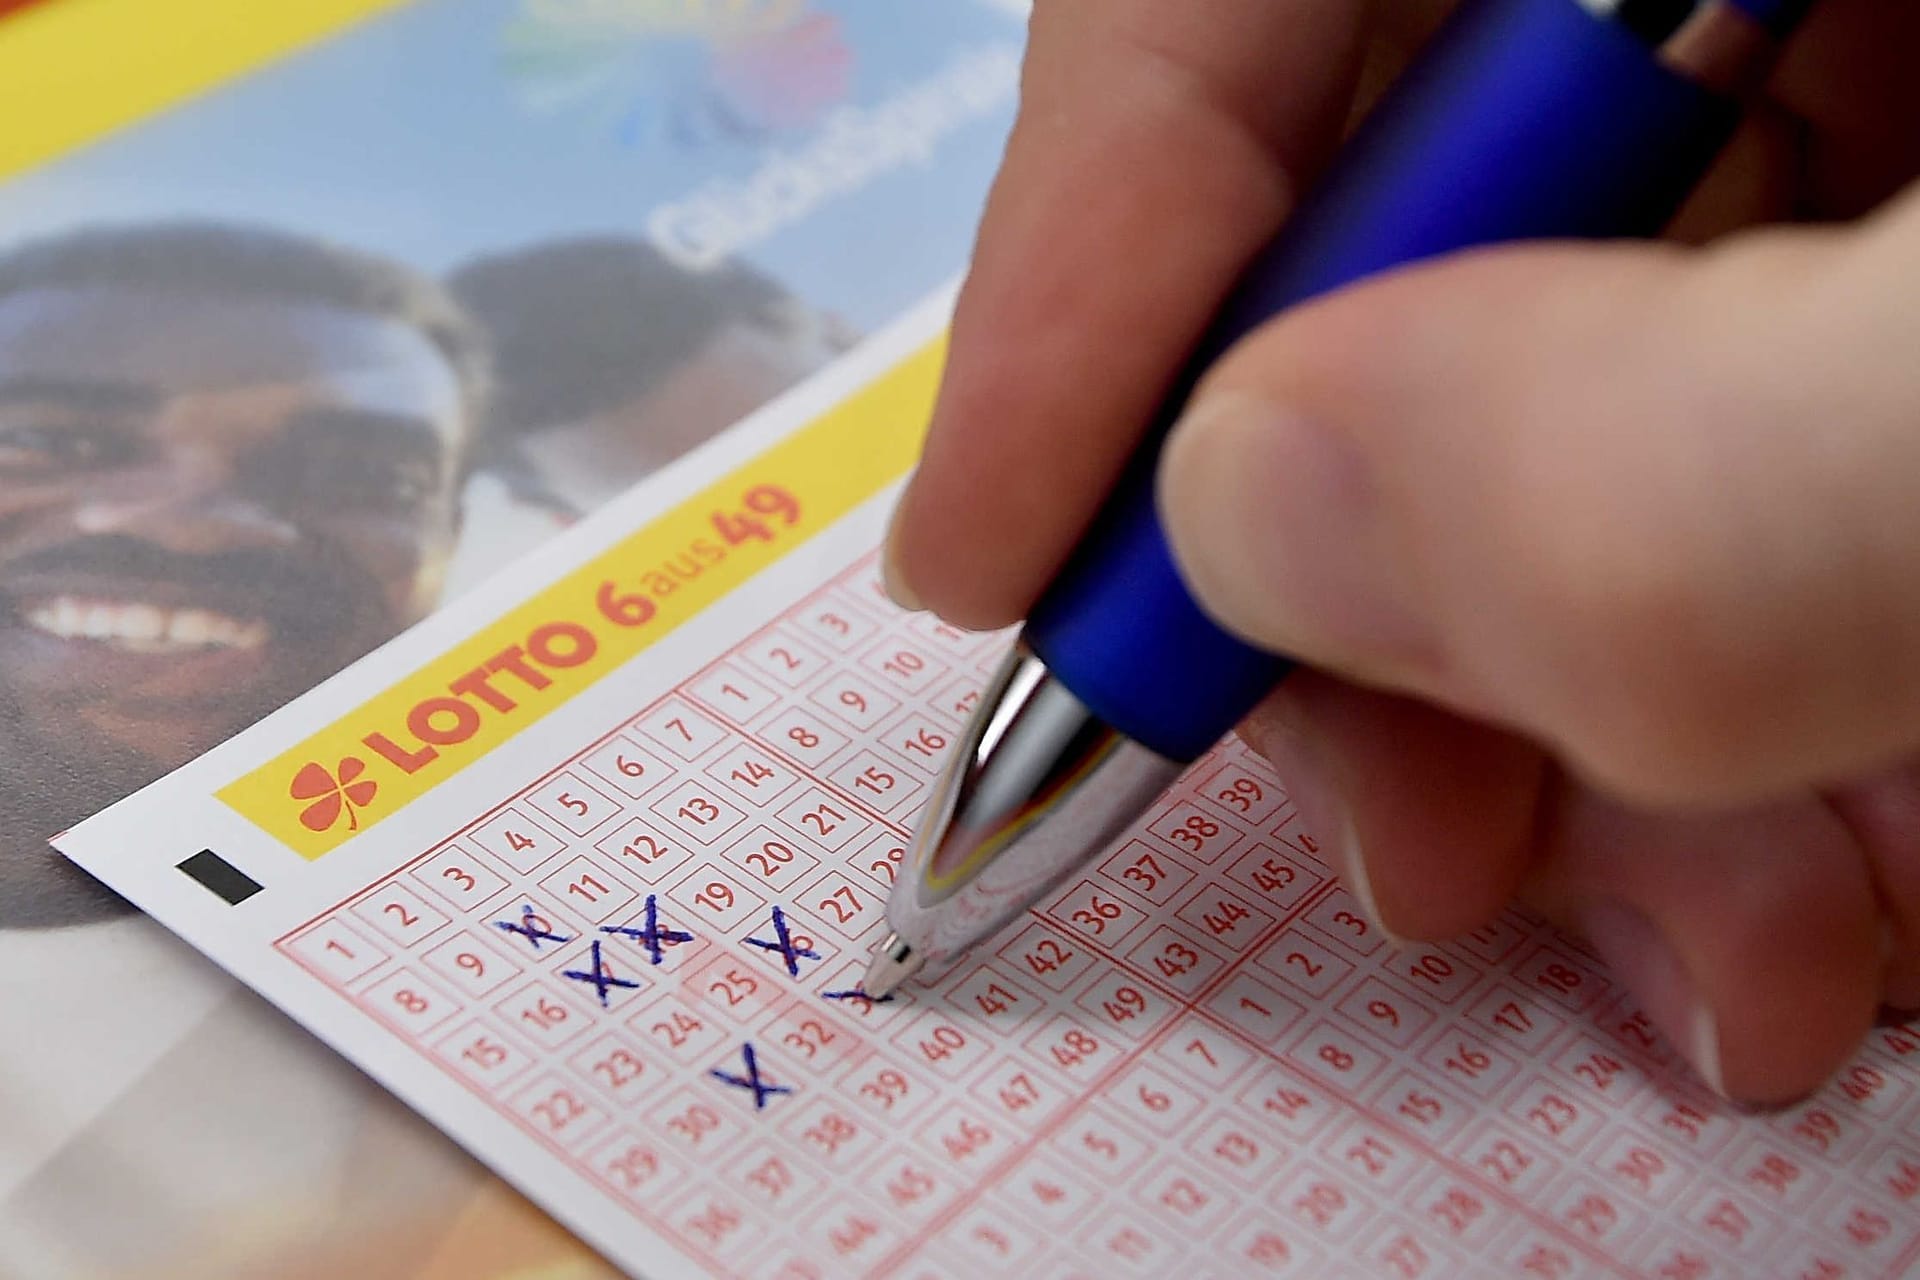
[289,757,378,833]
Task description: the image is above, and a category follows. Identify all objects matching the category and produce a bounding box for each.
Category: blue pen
[865,0,1811,995]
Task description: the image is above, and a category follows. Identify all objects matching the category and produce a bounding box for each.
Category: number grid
[277,554,1920,1280]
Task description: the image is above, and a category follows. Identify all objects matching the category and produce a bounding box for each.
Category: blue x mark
[710,1042,791,1110]
[744,905,819,977]
[494,904,570,951]
[560,939,640,1007]
[601,894,693,966]
[822,988,894,1010]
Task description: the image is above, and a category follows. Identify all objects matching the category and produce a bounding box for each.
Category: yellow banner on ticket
[220,338,943,858]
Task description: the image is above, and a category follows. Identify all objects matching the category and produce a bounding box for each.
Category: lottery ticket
[56,297,1920,1280]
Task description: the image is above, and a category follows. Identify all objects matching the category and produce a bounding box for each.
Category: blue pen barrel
[1023,0,1743,762]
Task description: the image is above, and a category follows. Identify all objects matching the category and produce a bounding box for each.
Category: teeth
[168,610,210,646]
[122,605,164,642]
[19,596,270,651]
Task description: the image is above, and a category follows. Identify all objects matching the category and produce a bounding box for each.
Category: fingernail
[1577,902,1727,1100]
[1158,391,1434,680]
[880,505,923,613]
[1249,703,1401,945]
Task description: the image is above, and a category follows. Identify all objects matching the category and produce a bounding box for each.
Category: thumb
[1159,187,1920,807]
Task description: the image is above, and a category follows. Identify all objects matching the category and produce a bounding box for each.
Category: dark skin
[0,286,468,927]
[513,320,840,511]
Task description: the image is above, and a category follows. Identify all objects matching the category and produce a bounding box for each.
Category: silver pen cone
[861,932,924,1000]
[864,644,1185,990]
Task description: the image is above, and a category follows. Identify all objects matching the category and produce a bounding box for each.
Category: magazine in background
[0,1,1021,1274]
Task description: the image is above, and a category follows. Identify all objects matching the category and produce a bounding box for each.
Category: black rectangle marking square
[177,849,262,906]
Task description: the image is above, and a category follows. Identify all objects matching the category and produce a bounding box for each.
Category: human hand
[884,0,1920,1106]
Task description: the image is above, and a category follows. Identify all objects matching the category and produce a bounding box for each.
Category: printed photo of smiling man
[0,217,856,1280]
[0,221,847,933]
[0,3,1026,1273]
[0,222,488,929]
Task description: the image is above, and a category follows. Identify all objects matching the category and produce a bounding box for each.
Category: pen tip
[862,932,924,1000]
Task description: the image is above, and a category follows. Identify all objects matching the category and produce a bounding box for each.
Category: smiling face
[0,285,470,925]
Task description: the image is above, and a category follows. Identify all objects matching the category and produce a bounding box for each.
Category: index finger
[885,0,1383,629]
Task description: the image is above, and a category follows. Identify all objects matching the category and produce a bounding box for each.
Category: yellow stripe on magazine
[0,0,408,180]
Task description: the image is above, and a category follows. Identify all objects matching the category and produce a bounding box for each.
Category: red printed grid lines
[276,554,1920,1280]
